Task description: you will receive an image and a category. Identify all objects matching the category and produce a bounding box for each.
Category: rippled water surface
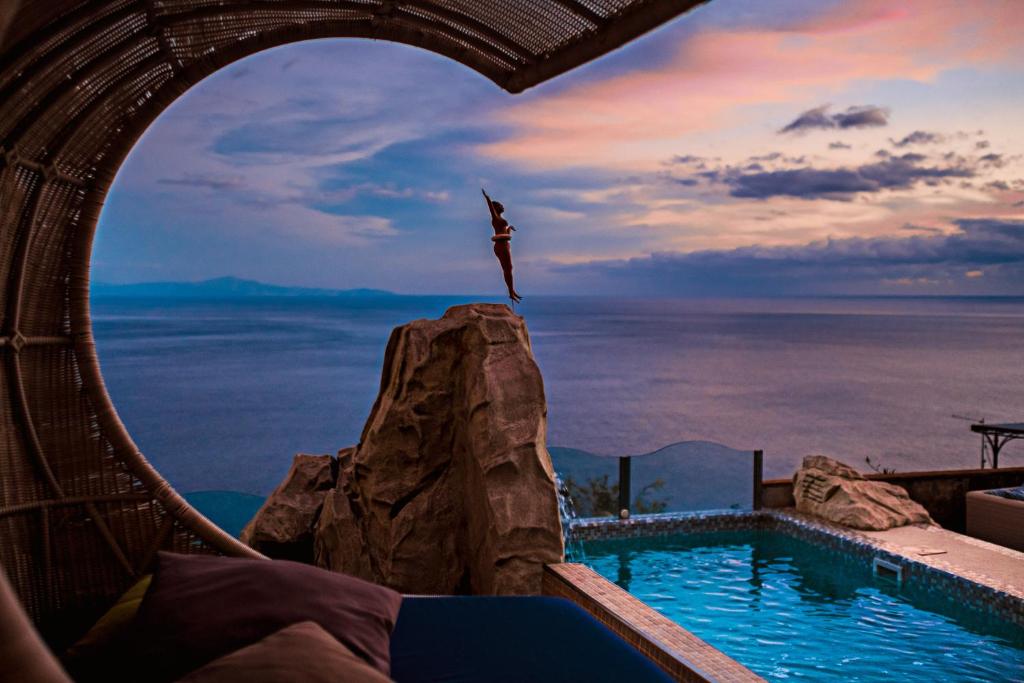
[91,296,1024,495]
[583,530,1024,682]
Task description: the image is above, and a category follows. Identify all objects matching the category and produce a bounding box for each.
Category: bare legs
[494,244,522,303]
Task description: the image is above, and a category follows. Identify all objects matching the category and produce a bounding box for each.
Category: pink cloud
[480,1,1024,170]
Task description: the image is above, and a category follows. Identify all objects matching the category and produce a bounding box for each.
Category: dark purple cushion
[133,552,401,681]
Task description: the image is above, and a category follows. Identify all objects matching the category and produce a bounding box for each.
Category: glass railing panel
[551,440,754,517]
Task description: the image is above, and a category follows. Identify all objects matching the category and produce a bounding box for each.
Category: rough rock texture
[793,455,933,530]
[314,303,564,595]
[241,453,337,561]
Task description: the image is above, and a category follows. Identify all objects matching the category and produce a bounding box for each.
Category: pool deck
[860,520,1024,600]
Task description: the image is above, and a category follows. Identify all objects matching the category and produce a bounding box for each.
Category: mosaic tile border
[568,509,1024,628]
[572,509,757,541]
[542,563,764,683]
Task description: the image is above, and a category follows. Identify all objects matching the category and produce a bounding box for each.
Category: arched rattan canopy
[0,0,708,643]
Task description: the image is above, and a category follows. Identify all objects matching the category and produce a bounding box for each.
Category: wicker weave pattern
[0,0,707,641]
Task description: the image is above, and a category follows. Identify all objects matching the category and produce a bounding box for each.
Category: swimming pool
[583,529,1024,682]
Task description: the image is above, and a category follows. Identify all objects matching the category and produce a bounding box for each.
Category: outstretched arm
[481,188,499,221]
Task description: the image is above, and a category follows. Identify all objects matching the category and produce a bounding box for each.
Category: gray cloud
[833,105,890,129]
[979,153,1006,168]
[670,154,710,170]
[759,152,805,164]
[779,105,831,133]
[157,174,246,191]
[668,144,1014,202]
[890,130,944,147]
[724,155,973,200]
[829,141,852,149]
[780,104,889,134]
[553,219,1024,295]
[899,223,944,234]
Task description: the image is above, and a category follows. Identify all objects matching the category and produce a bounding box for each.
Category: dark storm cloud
[890,130,944,147]
[724,155,973,200]
[779,104,889,134]
[554,219,1024,295]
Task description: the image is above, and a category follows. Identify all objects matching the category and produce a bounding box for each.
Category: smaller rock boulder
[241,453,338,561]
[793,455,933,530]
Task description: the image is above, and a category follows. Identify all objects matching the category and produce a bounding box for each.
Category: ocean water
[90,296,1024,496]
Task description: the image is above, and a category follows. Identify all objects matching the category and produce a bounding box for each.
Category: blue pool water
[583,530,1024,682]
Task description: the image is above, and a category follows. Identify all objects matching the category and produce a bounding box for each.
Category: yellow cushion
[65,575,152,659]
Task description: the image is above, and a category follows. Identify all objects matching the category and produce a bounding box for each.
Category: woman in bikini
[482,188,522,303]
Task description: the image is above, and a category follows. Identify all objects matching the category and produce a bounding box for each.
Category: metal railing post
[753,449,764,510]
[618,456,631,517]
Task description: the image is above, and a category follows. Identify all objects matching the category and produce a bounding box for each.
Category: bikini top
[491,234,511,242]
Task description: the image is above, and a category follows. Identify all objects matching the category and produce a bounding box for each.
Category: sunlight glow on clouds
[477,1,1021,171]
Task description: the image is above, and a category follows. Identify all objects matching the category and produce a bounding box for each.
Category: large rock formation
[793,455,933,530]
[314,304,564,594]
[242,304,564,593]
[240,453,337,561]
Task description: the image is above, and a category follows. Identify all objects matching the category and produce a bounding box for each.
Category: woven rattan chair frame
[0,0,708,647]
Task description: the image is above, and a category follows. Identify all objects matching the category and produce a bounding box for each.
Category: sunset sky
[95,0,1024,296]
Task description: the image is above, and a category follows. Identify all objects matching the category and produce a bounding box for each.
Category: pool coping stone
[542,563,765,683]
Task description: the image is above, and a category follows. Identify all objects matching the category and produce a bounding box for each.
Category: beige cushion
[177,621,393,683]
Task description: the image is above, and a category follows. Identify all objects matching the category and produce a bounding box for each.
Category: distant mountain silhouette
[91,276,396,298]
